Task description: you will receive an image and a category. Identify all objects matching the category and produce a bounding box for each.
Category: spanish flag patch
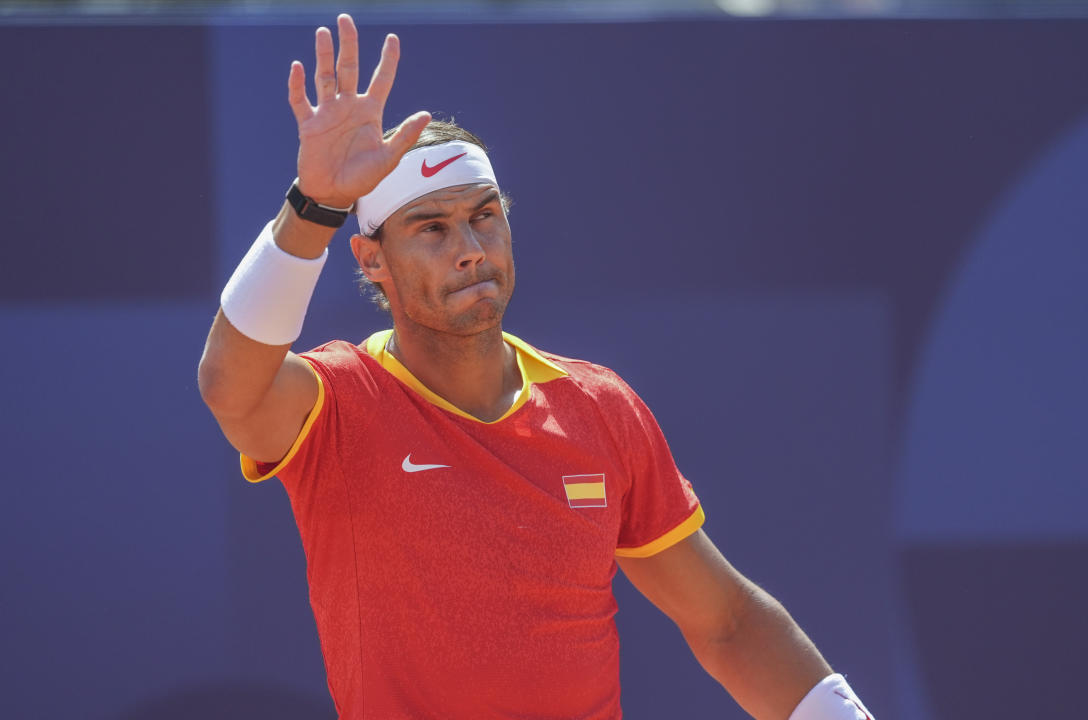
[563,474,607,508]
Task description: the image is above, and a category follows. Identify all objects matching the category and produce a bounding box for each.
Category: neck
[387,322,521,422]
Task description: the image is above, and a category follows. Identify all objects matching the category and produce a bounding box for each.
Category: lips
[448,272,501,295]
[450,280,498,299]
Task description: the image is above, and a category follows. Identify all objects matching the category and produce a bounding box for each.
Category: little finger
[365,34,400,112]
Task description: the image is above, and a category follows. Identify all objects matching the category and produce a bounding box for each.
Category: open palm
[288,14,430,210]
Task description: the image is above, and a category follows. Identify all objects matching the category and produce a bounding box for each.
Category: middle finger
[335,14,360,96]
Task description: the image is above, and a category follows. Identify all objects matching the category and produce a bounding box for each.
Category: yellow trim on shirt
[614,505,706,558]
[239,360,326,483]
[363,329,567,424]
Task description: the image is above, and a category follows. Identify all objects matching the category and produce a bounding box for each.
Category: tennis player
[199,13,875,720]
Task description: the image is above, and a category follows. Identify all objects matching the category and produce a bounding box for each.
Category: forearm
[268,198,339,260]
[684,582,831,720]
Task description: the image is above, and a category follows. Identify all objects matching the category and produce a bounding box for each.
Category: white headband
[355,141,499,235]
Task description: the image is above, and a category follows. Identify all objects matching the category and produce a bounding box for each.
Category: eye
[472,209,494,222]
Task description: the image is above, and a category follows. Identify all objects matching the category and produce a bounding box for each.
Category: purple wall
[2,17,1086,719]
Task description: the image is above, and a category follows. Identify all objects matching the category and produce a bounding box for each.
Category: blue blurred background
[1,2,1086,718]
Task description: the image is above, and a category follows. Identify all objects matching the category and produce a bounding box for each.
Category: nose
[453,221,486,270]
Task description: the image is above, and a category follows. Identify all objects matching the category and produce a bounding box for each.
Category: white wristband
[789,674,874,720]
[220,221,328,345]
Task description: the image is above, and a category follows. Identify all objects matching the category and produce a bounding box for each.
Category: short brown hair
[354,117,511,311]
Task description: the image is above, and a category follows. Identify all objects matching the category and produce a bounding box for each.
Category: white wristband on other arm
[789,674,874,720]
[220,221,328,346]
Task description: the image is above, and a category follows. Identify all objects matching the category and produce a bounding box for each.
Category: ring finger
[314,25,337,103]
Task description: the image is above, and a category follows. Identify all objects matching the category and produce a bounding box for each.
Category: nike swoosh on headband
[833,691,872,720]
[420,152,467,178]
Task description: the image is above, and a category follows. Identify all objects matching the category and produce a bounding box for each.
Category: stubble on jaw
[444,269,514,333]
[393,257,515,335]
[387,275,514,364]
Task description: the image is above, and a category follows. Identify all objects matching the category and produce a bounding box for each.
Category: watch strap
[286,181,352,228]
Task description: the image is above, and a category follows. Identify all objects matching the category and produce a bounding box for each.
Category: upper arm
[616,529,753,641]
[214,351,320,464]
[200,309,321,464]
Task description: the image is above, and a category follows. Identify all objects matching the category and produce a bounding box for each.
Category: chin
[446,299,507,336]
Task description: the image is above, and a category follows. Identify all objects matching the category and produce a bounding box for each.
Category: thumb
[386,111,432,160]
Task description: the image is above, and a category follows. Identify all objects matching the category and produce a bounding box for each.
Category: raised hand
[288,14,431,209]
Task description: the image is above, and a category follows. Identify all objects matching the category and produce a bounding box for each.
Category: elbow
[197,356,226,414]
[197,355,249,421]
[680,583,763,657]
[682,614,741,661]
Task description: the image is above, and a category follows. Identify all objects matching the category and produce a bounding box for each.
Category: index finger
[364,34,400,110]
[335,14,359,95]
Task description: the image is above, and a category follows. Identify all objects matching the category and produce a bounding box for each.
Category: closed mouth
[449,276,498,294]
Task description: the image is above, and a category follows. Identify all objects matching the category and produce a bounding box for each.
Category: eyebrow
[400,189,501,224]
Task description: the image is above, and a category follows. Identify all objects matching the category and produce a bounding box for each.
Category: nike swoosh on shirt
[420,152,467,178]
[402,454,451,473]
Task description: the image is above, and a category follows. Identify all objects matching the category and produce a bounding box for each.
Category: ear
[350,233,391,283]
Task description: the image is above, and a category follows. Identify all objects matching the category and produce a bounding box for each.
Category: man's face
[359,182,514,336]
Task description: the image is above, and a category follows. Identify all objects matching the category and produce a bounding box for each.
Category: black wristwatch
[285,180,353,228]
